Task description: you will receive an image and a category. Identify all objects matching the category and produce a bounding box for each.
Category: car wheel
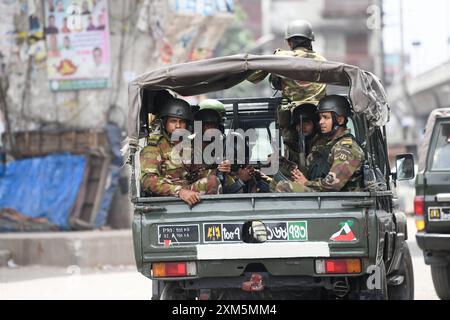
[431,265,450,300]
[359,260,388,300]
[388,242,414,300]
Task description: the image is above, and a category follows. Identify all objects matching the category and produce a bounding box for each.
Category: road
[0,216,439,300]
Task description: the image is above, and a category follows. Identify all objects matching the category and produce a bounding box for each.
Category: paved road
[0,216,440,300]
[406,215,439,300]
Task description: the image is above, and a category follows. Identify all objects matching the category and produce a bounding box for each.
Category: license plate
[428,208,450,221]
[158,224,200,245]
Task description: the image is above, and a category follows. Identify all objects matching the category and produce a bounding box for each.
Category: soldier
[285,103,328,169]
[194,99,230,172]
[140,98,221,206]
[223,132,271,194]
[195,100,271,193]
[247,20,327,162]
[275,95,364,193]
[247,20,326,103]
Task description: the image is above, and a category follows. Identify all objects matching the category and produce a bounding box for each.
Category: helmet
[194,108,222,124]
[199,99,226,117]
[317,95,352,117]
[285,20,315,41]
[291,103,318,125]
[159,98,194,121]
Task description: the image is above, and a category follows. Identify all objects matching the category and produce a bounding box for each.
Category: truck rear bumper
[416,232,450,252]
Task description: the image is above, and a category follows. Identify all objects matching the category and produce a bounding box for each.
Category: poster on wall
[0,0,18,67]
[44,0,111,91]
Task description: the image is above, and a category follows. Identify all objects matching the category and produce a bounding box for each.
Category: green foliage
[211,3,270,98]
[214,4,254,57]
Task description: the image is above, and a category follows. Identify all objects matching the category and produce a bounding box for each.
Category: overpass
[386,59,450,146]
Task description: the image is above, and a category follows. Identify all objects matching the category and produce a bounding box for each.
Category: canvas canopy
[418,108,450,172]
[128,54,390,145]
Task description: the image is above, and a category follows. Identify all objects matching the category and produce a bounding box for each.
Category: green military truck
[127,54,414,300]
[415,108,450,300]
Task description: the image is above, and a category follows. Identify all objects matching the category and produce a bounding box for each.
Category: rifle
[298,114,306,171]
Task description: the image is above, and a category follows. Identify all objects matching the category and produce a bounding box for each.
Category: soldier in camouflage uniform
[222,132,271,194]
[276,95,364,193]
[285,103,329,172]
[140,98,221,206]
[195,100,270,194]
[247,20,327,164]
[247,20,326,104]
[193,102,234,188]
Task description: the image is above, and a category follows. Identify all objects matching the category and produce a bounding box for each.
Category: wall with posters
[44,0,111,91]
[1,0,233,132]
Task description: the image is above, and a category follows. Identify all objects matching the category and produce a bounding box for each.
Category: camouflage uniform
[247,48,327,105]
[285,133,329,173]
[248,48,326,166]
[275,129,364,193]
[140,133,221,196]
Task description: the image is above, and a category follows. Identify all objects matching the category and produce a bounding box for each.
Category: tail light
[315,258,362,274]
[414,196,425,231]
[152,262,197,278]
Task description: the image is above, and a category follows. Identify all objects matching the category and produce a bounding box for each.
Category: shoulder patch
[340,138,353,147]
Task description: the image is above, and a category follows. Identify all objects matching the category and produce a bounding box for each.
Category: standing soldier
[248,20,326,103]
[276,95,364,193]
[247,19,327,165]
[140,98,221,206]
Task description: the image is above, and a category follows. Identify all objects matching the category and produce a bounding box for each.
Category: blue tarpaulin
[92,123,125,228]
[0,154,86,229]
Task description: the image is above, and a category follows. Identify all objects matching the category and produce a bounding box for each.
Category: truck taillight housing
[315,258,362,274]
[414,196,425,231]
[152,262,197,278]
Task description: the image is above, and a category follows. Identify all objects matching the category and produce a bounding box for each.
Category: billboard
[44,0,111,91]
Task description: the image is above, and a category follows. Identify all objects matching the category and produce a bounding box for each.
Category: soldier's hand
[218,160,231,173]
[292,168,308,185]
[179,189,201,206]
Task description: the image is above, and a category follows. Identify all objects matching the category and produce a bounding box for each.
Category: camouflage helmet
[291,103,318,125]
[194,108,222,124]
[317,95,352,117]
[159,98,194,121]
[285,20,315,41]
[199,99,226,117]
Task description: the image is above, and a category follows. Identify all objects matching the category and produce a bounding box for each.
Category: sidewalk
[0,265,152,300]
[0,229,135,267]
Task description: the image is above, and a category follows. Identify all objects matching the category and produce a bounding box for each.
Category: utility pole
[378,0,386,85]
[0,74,14,158]
[399,0,406,80]
[261,0,272,55]
[367,0,386,84]
[261,0,272,96]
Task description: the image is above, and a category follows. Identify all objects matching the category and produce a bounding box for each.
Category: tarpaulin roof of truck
[418,107,450,172]
[128,54,390,145]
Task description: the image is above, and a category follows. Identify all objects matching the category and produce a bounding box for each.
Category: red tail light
[152,262,196,278]
[315,259,361,274]
[414,196,425,216]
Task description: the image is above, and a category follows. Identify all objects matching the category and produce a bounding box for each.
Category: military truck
[127,54,414,300]
[415,108,450,300]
